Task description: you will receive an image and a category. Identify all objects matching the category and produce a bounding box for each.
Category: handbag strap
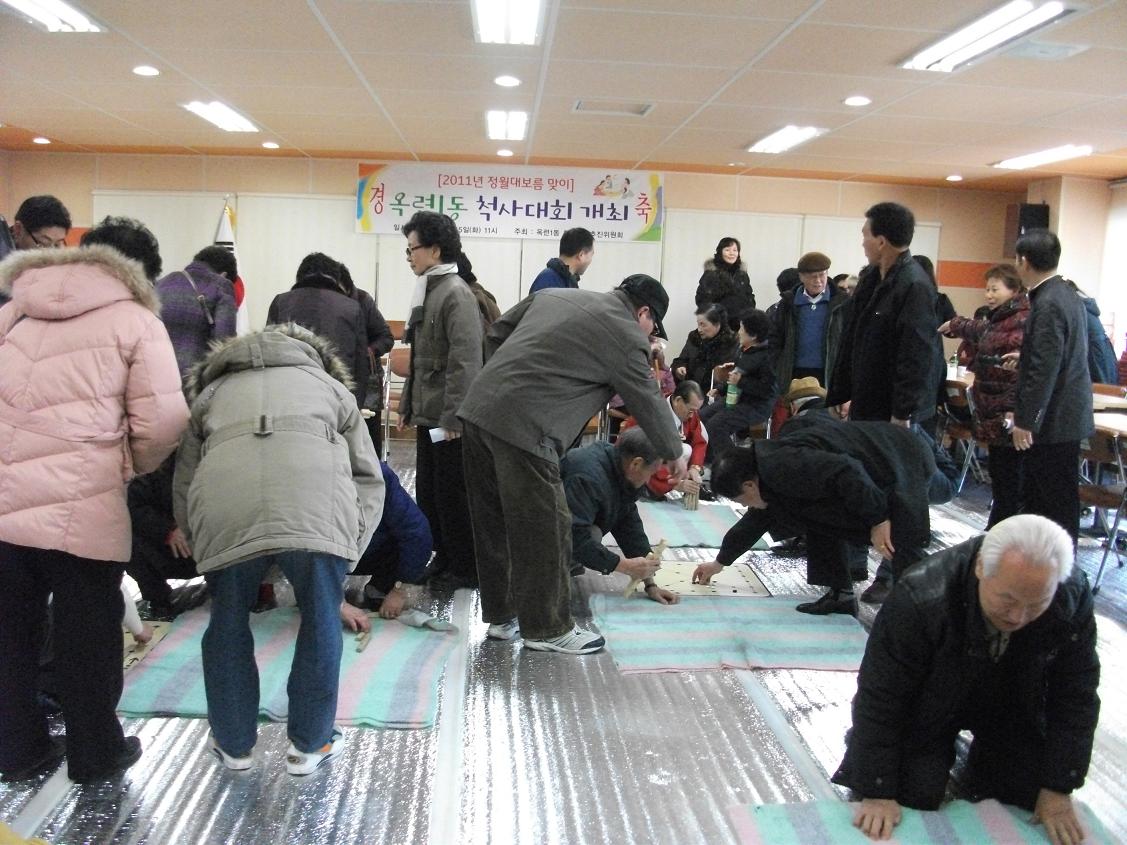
[179,271,215,327]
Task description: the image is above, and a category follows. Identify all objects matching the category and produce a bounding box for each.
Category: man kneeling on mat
[691,415,935,616]
[832,515,1100,845]
[561,428,679,605]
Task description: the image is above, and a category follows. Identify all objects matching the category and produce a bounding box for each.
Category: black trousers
[125,535,198,604]
[415,427,478,581]
[986,444,1023,529]
[805,534,870,590]
[353,537,404,595]
[1018,439,1081,542]
[0,540,129,778]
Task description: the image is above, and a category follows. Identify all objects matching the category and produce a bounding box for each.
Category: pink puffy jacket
[0,245,189,562]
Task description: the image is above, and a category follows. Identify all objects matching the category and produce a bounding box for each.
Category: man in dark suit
[692,415,936,615]
[1009,229,1094,542]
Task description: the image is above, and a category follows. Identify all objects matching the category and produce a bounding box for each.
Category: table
[1094,412,1127,438]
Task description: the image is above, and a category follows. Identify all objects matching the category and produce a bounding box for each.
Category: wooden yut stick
[683,489,699,511]
[356,630,371,652]
[624,538,669,598]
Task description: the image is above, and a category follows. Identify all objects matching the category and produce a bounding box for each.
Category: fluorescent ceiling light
[747,125,826,154]
[843,95,871,107]
[903,0,1069,73]
[1,0,101,31]
[182,101,258,133]
[132,65,160,77]
[486,110,527,141]
[494,75,521,87]
[497,149,514,157]
[32,136,50,144]
[946,174,964,182]
[472,0,541,45]
[262,141,279,149]
[993,144,1092,170]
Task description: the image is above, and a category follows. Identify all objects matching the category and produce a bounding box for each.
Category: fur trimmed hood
[0,244,159,315]
[703,258,747,274]
[185,322,355,402]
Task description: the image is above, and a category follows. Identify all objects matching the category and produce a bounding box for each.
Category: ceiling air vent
[1006,40,1089,60]
[573,100,653,118]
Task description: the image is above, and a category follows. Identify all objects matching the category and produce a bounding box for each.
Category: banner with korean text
[357,163,663,242]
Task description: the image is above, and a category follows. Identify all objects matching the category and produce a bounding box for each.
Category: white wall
[1101,182,1127,352]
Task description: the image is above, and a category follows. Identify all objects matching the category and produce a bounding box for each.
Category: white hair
[980,514,1074,583]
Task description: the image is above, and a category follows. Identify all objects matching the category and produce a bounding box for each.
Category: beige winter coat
[173,325,384,573]
[0,245,189,562]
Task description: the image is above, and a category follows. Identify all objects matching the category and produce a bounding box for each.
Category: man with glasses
[2,196,72,306]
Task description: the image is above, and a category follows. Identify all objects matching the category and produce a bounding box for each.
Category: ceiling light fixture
[182,101,259,133]
[946,174,964,182]
[843,95,871,107]
[747,125,826,154]
[993,143,1092,170]
[903,0,1070,73]
[0,0,101,32]
[472,0,542,45]
[486,110,527,141]
[494,75,521,87]
[132,65,160,77]
[32,136,50,144]
[262,141,279,149]
[497,149,514,157]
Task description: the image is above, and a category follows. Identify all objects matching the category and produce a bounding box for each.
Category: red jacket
[947,293,1030,444]
[622,404,707,496]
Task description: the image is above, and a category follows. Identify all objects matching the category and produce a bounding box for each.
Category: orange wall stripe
[937,260,999,289]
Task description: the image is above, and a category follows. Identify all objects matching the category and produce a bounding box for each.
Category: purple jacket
[155,261,237,379]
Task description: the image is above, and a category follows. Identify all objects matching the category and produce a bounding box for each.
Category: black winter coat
[268,278,369,407]
[770,282,851,393]
[832,535,1100,802]
[827,252,939,422]
[671,327,740,392]
[1014,276,1094,442]
[695,260,755,331]
[717,416,933,565]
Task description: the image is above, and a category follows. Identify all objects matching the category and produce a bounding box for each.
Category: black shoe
[0,737,65,782]
[859,580,892,605]
[796,590,858,617]
[697,484,716,502]
[69,736,142,784]
[427,571,478,592]
[771,536,806,556]
[140,599,177,622]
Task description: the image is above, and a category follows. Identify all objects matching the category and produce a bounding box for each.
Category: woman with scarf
[399,211,483,590]
[694,236,755,332]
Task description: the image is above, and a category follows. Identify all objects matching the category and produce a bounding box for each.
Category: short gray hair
[615,427,662,467]
[979,514,1074,583]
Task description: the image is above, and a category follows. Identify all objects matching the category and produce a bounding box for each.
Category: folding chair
[941,380,986,492]
[1078,429,1127,595]
[382,347,411,460]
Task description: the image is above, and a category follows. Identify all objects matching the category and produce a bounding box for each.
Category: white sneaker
[208,734,253,771]
[523,626,605,655]
[285,726,345,776]
[486,618,520,641]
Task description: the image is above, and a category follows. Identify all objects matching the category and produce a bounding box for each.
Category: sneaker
[795,590,858,617]
[523,626,605,655]
[486,618,520,641]
[208,734,253,771]
[69,735,143,784]
[859,580,892,605]
[286,727,345,776]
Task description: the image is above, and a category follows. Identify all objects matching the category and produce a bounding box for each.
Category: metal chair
[1078,429,1127,595]
[941,380,986,492]
[381,346,411,460]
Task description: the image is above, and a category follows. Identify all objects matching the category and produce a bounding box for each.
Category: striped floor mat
[728,798,1111,844]
[590,594,867,673]
[118,605,457,729]
[628,499,768,549]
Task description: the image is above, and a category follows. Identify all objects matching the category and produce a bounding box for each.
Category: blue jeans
[202,551,350,755]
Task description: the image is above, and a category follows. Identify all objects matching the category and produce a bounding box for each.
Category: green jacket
[173,325,384,573]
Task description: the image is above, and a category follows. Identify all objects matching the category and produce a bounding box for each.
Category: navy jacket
[561,441,650,574]
[365,462,432,582]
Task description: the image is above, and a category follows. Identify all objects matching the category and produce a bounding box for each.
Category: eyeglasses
[405,244,428,257]
[29,231,67,249]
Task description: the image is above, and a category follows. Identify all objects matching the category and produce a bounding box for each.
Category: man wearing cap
[771,252,851,396]
[459,275,688,655]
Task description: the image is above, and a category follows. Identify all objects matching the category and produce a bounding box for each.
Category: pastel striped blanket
[630,500,767,549]
[728,798,1111,845]
[118,606,457,729]
[589,595,867,673]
